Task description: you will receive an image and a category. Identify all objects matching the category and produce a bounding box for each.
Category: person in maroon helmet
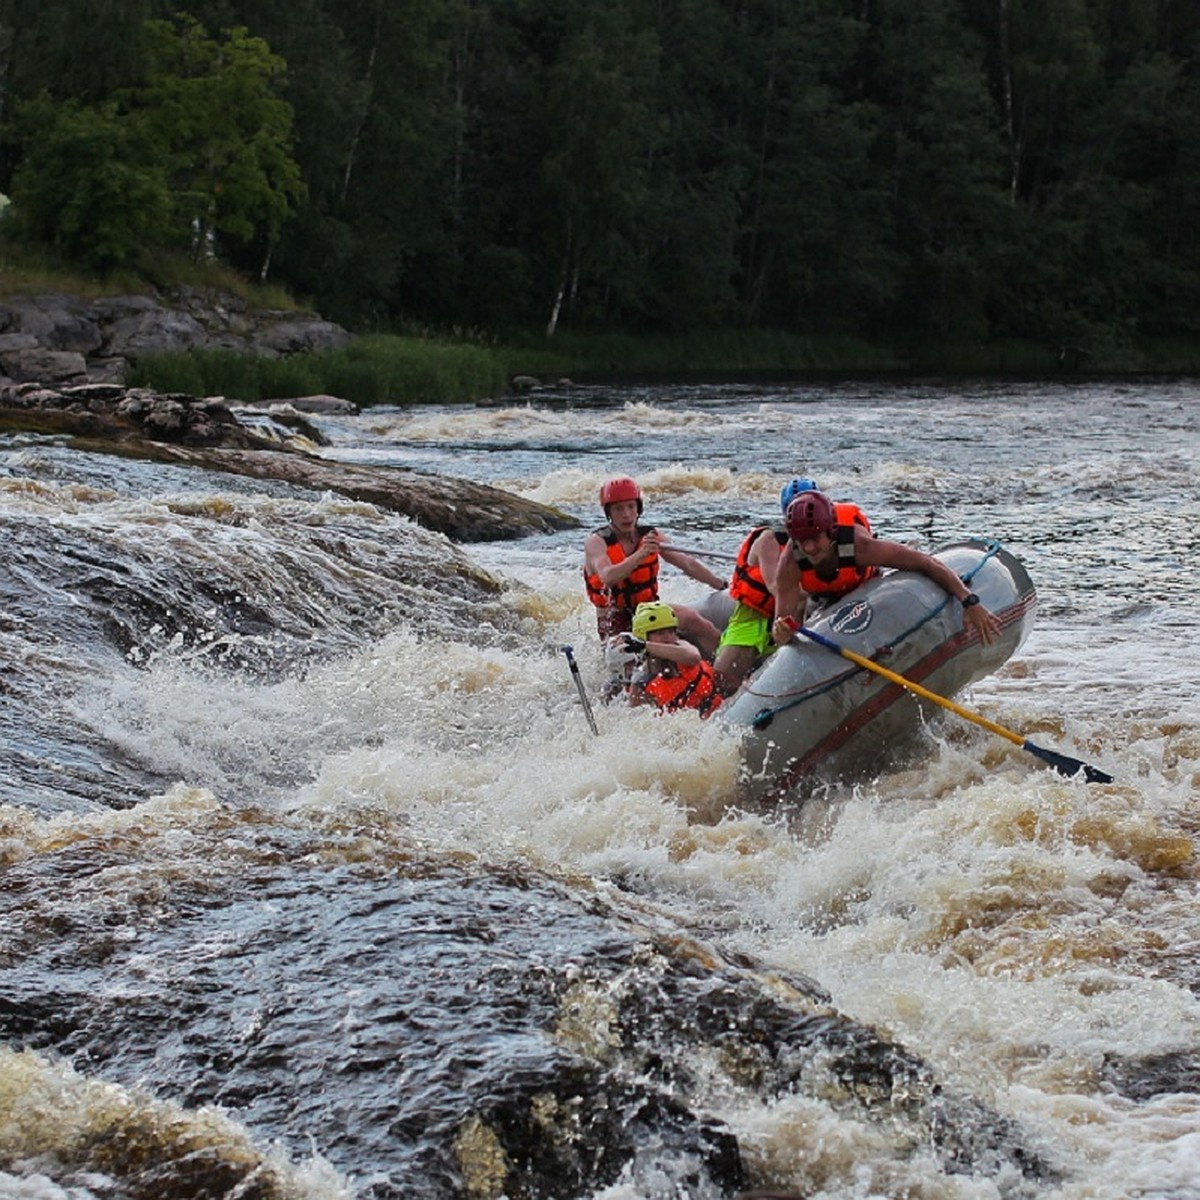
[771,490,1002,647]
[583,476,725,655]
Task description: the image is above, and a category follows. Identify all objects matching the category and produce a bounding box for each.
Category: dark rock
[0,382,578,541]
[104,306,209,358]
[0,849,1055,1200]
[0,347,88,384]
[0,289,354,384]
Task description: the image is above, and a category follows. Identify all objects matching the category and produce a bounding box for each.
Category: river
[1,377,1198,1200]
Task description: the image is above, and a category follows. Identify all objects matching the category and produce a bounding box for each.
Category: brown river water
[1,377,1198,1199]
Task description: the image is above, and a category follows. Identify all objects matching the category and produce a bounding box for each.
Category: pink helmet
[785,491,836,541]
[600,476,643,514]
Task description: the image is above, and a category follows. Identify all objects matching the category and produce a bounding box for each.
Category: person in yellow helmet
[626,601,723,717]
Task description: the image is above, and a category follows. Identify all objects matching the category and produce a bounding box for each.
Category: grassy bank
[5,249,1198,403]
[130,325,1200,409]
[128,329,906,406]
[130,334,514,406]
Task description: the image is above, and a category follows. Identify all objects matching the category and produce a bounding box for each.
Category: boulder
[0,347,88,384]
[276,394,358,414]
[0,289,354,385]
[0,292,104,354]
[102,307,210,359]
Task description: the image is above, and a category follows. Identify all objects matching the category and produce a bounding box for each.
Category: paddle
[661,542,738,563]
[796,625,1113,783]
[561,644,599,736]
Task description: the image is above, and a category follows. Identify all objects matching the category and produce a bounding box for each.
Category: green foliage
[128,350,210,397]
[6,96,173,271]
[128,15,306,257]
[1,12,304,274]
[3,0,1200,366]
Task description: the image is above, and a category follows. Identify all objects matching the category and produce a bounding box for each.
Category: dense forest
[1,0,1198,365]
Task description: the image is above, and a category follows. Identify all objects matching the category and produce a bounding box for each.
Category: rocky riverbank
[0,381,578,541]
[0,287,352,386]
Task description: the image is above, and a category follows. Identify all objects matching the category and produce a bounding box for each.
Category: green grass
[130,334,512,406]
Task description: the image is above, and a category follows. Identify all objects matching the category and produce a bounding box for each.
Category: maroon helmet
[785,491,836,541]
[600,476,643,514]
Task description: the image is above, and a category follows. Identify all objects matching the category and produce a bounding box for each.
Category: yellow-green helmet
[632,600,677,640]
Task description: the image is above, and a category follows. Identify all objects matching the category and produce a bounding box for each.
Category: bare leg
[713,643,757,694]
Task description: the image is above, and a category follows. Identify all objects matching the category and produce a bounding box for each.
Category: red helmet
[785,491,836,541]
[600,476,643,514]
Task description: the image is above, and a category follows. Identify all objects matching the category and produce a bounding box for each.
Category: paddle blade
[1023,740,1113,783]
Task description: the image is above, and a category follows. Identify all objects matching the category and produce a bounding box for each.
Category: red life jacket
[584,523,659,611]
[796,503,878,597]
[728,525,787,617]
[643,660,723,717]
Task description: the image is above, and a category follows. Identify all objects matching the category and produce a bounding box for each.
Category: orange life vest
[795,503,878,597]
[584,523,659,611]
[643,660,723,717]
[728,525,787,617]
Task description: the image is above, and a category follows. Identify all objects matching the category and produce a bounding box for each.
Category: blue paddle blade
[1023,740,1113,783]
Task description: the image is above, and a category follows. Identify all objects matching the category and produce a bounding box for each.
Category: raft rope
[749,539,1003,730]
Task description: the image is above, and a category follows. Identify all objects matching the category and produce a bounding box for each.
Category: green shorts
[716,601,773,657]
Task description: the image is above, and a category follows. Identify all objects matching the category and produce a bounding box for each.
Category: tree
[539,8,659,333]
[125,13,306,275]
[862,0,1013,338]
[7,95,172,271]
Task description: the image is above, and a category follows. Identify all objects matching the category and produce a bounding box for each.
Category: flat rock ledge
[0,382,578,542]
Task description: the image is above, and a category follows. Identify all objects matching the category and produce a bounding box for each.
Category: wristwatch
[961,593,981,608]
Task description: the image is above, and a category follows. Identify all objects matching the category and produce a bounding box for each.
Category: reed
[130,334,511,406]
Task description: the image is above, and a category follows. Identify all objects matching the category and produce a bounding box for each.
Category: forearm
[773,571,803,621]
[923,559,972,602]
[681,557,726,590]
[647,641,701,666]
[869,538,973,602]
[660,547,725,590]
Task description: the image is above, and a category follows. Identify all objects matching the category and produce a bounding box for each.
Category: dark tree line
[1,0,1198,357]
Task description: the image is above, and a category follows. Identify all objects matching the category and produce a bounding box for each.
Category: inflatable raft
[718,539,1037,806]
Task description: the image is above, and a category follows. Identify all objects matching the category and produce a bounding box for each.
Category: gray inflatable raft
[718,539,1037,806]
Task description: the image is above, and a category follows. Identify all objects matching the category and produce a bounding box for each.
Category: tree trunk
[999,0,1019,200]
[342,11,382,203]
[546,221,573,338]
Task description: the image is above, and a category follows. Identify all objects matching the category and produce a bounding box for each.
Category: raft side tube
[719,540,1036,806]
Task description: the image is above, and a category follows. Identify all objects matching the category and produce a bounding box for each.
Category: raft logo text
[829,600,873,636]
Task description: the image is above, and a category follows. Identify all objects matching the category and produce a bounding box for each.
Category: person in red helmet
[771,490,1003,647]
[583,476,725,655]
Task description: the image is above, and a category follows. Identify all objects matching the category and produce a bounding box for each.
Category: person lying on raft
[583,475,724,656]
[713,476,817,694]
[770,490,1003,647]
[625,601,723,717]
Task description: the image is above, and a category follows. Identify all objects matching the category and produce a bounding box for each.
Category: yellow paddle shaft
[835,643,1025,748]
